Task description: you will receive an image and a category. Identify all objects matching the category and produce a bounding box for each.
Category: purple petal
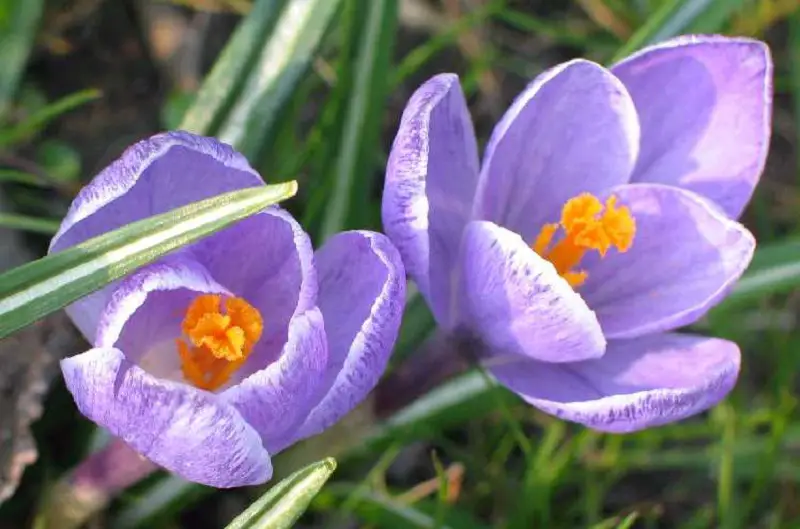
[93,256,229,380]
[293,231,405,443]
[382,74,479,326]
[190,207,318,378]
[489,333,740,432]
[456,220,605,363]
[61,348,272,487]
[221,308,328,454]
[613,35,772,218]
[474,59,640,242]
[581,184,754,339]
[50,131,264,340]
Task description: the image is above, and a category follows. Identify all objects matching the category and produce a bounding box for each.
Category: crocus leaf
[0,213,60,234]
[319,0,398,240]
[611,0,736,61]
[0,0,44,121]
[216,0,343,160]
[224,458,337,529]
[0,89,101,148]
[711,238,800,311]
[0,181,297,338]
[356,370,513,456]
[178,0,283,136]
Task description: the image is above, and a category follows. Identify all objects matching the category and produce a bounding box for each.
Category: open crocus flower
[50,131,405,487]
[382,35,771,432]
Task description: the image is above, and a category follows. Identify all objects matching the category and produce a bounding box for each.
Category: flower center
[532,193,636,288]
[176,294,263,391]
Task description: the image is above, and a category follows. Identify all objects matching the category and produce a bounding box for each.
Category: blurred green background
[1,0,800,528]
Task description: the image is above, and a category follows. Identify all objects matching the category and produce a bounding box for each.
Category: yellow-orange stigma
[176,294,263,391]
[533,193,636,288]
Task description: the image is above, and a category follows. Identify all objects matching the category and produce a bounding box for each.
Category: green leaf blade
[0,181,297,338]
[216,0,343,160]
[225,458,337,529]
[178,0,284,136]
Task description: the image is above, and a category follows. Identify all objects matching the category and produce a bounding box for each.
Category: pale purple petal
[474,59,640,242]
[613,35,772,218]
[92,256,230,380]
[581,184,754,339]
[50,131,264,340]
[190,207,318,378]
[221,308,328,454]
[61,348,272,487]
[293,231,405,443]
[489,333,740,432]
[382,73,479,326]
[456,220,605,363]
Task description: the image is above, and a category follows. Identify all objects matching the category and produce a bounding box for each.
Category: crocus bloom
[50,132,405,487]
[382,35,771,432]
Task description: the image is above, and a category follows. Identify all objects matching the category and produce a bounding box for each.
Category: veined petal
[382,74,480,326]
[191,207,318,378]
[221,308,328,454]
[475,60,640,242]
[489,333,740,432]
[50,131,264,340]
[456,220,605,363]
[294,231,405,443]
[613,35,772,218]
[61,348,272,487]
[581,184,754,339]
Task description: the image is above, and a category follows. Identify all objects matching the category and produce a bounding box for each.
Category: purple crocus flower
[382,35,771,432]
[50,131,405,487]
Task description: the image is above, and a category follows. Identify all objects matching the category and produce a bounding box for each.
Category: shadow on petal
[613,35,772,218]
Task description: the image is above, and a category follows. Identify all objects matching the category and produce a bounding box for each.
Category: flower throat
[533,193,636,288]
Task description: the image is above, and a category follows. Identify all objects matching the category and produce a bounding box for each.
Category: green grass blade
[178,0,284,136]
[224,458,337,529]
[358,371,513,456]
[0,181,297,338]
[320,0,398,240]
[0,88,101,147]
[0,0,44,120]
[112,477,212,529]
[611,0,715,62]
[216,0,343,160]
[0,212,60,234]
[711,239,800,311]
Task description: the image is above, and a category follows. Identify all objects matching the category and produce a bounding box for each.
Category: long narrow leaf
[320,0,397,240]
[0,0,44,120]
[0,181,297,338]
[610,0,715,61]
[712,239,800,311]
[0,88,101,147]
[0,213,60,234]
[225,458,337,529]
[217,0,343,160]
[178,0,284,135]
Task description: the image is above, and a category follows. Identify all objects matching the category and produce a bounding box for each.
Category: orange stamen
[533,193,636,288]
[176,294,263,391]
